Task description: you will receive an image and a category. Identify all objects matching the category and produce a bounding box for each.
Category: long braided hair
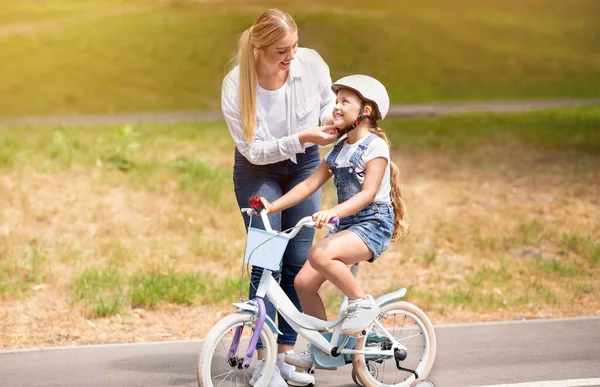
[365,109,409,241]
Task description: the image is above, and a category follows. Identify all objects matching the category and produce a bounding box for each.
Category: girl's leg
[294,260,328,320]
[307,230,373,300]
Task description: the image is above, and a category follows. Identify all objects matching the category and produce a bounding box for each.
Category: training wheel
[410,379,435,387]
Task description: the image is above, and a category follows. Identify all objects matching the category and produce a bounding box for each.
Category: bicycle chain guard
[311,332,357,368]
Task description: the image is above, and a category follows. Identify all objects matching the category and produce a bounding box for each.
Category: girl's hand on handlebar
[312,209,338,229]
[260,197,274,214]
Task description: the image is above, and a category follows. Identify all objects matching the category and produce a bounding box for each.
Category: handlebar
[240,207,339,239]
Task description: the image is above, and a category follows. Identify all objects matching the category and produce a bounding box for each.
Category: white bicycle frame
[238,207,408,360]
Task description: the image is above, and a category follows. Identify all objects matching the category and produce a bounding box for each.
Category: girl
[262,75,409,342]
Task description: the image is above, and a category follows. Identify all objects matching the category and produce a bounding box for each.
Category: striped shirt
[221,48,335,165]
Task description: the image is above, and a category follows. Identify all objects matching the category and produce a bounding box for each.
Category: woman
[221,8,338,387]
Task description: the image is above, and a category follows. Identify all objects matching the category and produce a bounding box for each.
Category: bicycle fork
[226,297,267,369]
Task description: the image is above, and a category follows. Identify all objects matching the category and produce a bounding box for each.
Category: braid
[369,124,410,241]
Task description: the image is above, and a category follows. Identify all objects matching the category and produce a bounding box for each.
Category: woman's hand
[299,125,338,146]
[260,197,275,214]
[312,209,338,229]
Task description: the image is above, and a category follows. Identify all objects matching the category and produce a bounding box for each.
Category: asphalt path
[1,317,599,387]
[1,99,599,127]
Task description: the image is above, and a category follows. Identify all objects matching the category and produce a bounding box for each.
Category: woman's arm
[222,83,301,165]
[222,76,337,164]
[263,161,333,213]
[332,157,388,218]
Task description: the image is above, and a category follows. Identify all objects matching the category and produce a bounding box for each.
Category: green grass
[72,268,244,315]
[0,0,599,118]
[533,255,579,278]
[130,270,207,308]
[384,106,600,153]
[0,240,48,299]
[418,250,437,267]
[516,220,550,246]
[1,106,598,170]
[168,154,232,206]
[560,233,600,264]
[72,266,125,317]
[433,248,591,311]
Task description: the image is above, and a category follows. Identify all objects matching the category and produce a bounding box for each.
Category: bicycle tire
[197,312,277,387]
[352,301,437,387]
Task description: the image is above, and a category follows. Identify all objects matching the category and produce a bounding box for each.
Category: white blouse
[221,48,335,165]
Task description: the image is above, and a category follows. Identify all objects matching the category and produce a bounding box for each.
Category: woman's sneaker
[341,295,380,336]
[284,348,337,371]
[284,349,313,369]
[277,357,315,387]
[249,360,287,387]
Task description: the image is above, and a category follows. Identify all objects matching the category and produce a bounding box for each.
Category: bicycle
[197,195,437,387]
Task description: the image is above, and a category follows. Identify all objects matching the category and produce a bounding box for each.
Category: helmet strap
[338,102,367,137]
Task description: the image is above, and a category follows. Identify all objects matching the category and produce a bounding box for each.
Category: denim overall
[325,134,395,261]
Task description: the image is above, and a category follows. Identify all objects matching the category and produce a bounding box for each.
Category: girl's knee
[307,246,327,271]
[294,270,320,295]
[294,271,311,293]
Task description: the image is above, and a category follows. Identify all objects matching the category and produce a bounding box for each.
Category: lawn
[0,0,598,118]
[1,106,598,348]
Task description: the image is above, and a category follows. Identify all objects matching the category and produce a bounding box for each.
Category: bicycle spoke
[212,370,235,380]
[217,336,229,355]
[214,370,235,387]
[400,331,423,342]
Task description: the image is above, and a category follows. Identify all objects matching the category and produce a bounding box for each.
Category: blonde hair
[361,102,409,241]
[369,124,409,241]
[233,9,298,143]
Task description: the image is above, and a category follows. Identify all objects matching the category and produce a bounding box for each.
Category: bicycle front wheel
[352,301,437,387]
[197,312,277,387]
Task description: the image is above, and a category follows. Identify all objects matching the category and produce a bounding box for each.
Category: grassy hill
[0,0,598,118]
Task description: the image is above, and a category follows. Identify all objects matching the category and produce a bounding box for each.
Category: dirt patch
[1,287,223,349]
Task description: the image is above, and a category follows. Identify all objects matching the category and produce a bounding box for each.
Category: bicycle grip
[248,194,265,212]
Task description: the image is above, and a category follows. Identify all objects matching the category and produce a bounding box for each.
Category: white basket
[244,227,290,272]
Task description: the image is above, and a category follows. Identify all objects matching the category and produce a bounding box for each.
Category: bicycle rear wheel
[197,312,277,387]
[352,301,436,387]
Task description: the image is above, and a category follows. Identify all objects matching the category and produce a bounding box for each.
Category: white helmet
[331,75,390,120]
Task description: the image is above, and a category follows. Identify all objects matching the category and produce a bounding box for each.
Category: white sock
[276,352,285,365]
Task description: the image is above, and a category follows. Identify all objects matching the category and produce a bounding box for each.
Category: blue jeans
[233,146,321,348]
